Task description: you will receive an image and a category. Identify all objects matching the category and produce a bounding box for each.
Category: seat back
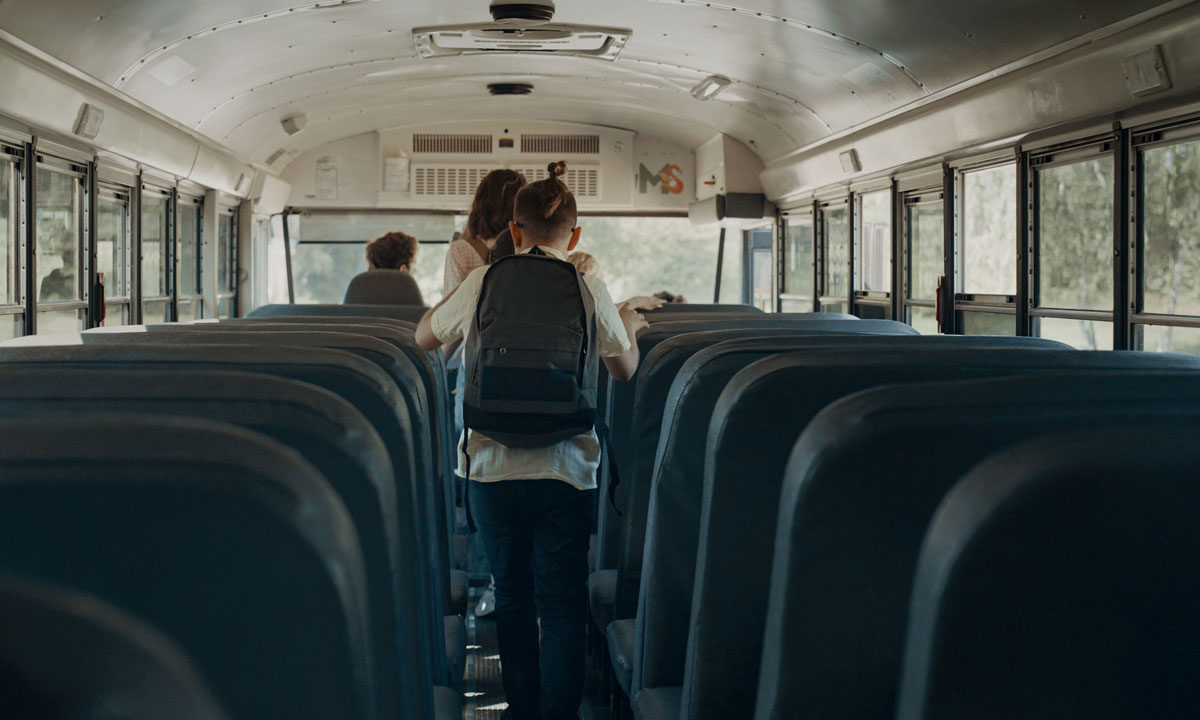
[344,270,425,306]
[132,321,456,579]
[0,343,448,687]
[633,334,1064,695]
[895,423,1200,720]
[0,367,437,720]
[249,303,428,323]
[0,573,230,720]
[595,315,911,570]
[0,415,374,720]
[757,372,1200,720]
[688,350,1200,720]
[75,329,456,627]
[645,303,763,314]
[612,323,935,617]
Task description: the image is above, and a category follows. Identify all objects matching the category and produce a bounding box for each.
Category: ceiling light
[691,75,732,101]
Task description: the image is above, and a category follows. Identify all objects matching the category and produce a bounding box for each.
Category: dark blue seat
[0,415,374,720]
[248,303,428,323]
[0,367,445,720]
[627,335,1066,713]
[895,422,1200,720]
[0,343,455,692]
[0,572,229,720]
[686,351,1200,720]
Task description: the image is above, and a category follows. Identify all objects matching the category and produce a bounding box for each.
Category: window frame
[1026,135,1118,349]
[817,195,851,313]
[779,205,817,312]
[1129,117,1200,350]
[176,193,204,322]
[901,185,944,330]
[32,154,89,334]
[852,183,895,319]
[216,205,238,318]
[0,144,25,338]
[952,158,1020,333]
[94,182,134,327]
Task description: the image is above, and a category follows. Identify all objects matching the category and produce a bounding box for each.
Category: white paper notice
[384,157,410,192]
[316,166,338,201]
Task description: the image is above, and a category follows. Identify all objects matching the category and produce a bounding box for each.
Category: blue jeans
[469,479,595,720]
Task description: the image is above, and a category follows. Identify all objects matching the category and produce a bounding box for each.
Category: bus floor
[462,585,613,720]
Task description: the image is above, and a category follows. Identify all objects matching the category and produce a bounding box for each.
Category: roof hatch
[412,22,631,61]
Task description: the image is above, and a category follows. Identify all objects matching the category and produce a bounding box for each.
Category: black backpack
[462,247,600,449]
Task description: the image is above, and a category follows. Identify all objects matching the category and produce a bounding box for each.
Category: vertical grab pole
[713,226,726,303]
[280,209,295,304]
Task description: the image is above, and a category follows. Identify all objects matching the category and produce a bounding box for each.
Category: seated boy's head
[511,161,579,251]
[366,231,418,271]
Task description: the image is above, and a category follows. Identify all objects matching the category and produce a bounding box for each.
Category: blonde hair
[567,251,600,278]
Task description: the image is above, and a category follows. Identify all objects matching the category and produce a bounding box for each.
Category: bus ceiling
[0,0,1195,204]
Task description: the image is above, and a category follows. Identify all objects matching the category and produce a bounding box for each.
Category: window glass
[856,190,891,292]
[102,303,130,327]
[35,166,82,303]
[1,160,12,305]
[823,206,849,299]
[1140,324,1200,355]
[785,218,814,299]
[751,246,772,311]
[821,302,848,314]
[908,306,938,334]
[176,299,197,323]
[141,193,170,299]
[289,214,737,307]
[909,202,943,301]
[961,164,1016,295]
[37,307,83,334]
[0,314,19,341]
[1036,317,1113,350]
[178,201,200,298]
[218,296,233,318]
[1142,139,1200,316]
[781,298,812,313]
[96,194,130,299]
[218,213,237,294]
[1038,157,1114,310]
[961,310,1015,336]
[142,300,171,324]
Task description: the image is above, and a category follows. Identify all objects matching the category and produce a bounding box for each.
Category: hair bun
[547,160,568,177]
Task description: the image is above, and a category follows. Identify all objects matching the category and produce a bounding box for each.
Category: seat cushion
[633,685,682,720]
[449,569,468,616]
[444,615,465,689]
[589,569,617,631]
[608,618,636,698]
[433,684,463,720]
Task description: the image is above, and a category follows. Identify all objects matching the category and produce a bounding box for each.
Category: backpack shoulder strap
[463,235,491,264]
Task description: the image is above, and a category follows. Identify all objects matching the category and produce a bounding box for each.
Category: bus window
[141,189,172,323]
[904,191,943,333]
[1140,324,1200,355]
[35,162,85,333]
[1141,138,1200,318]
[217,211,237,318]
[0,155,15,338]
[291,212,459,304]
[745,227,772,311]
[96,187,132,326]
[1037,157,1113,311]
[782,214,814,312]
[960,164,1016,296]
[855,190,892,293]
[961,310,1015,336]
[177,198,203,322]
[1034,149,1114,350]
[820,201,849,312]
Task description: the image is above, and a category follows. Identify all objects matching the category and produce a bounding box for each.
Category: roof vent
[413,22,630,61]
[490,1,555,24]
[488,83,533,96]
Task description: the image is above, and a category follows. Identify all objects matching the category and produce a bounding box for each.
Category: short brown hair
[513,161,577,242]
[366,231,418,270]
[466,169,528,241]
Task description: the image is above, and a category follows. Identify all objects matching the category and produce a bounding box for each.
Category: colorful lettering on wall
[638,163,685,195]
